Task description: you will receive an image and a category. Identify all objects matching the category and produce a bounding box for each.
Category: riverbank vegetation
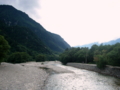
[0,35,10,64]
[0,35,59,64]
[59,44,120,68]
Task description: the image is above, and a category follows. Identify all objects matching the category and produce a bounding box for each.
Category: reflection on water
[43,65,120,90]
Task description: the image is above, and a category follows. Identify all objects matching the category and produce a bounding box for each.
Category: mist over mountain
[75,38,120,48]
[0,5,70,54]
[75,42,99,48]
[103,38,120,45]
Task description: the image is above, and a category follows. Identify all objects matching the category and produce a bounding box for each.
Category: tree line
[0,35,59,64]
[59,44,120,68]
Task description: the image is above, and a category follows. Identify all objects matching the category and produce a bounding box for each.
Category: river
[43,64,120,90]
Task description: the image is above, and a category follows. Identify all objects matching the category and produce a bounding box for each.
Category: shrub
[0,35,10,64]
[7,52,31,63]
[35,54,46,62]
[96,56,106,69]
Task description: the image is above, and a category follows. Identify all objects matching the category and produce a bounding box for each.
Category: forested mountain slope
[0,5,70,53]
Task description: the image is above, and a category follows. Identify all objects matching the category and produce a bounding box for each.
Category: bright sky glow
[1,0,120,46]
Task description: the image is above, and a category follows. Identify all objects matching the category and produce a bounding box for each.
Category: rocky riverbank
[0,61,72,90]
[43,64,120,90]
[67,63,120,78]
[0,62,48,90]
[0,62,120,90]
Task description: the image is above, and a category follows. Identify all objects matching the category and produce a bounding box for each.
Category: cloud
[0,0,41,20]
[0,0,40,9]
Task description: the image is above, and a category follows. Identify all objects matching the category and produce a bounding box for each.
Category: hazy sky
[0,0,120,46]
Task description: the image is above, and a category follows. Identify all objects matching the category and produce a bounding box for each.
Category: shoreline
[67,63,120,78]
[0,62,120,90]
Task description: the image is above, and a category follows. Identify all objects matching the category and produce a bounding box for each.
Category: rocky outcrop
[67,63,120,78]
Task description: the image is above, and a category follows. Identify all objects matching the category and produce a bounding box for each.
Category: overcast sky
[0,0,120,46]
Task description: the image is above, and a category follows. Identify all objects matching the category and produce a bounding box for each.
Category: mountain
[103,38,120,45]
[0,5,70,54]
[75,38,120,48]
[75,42,100,48]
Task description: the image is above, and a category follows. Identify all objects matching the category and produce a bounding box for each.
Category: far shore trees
[59,43,120,68]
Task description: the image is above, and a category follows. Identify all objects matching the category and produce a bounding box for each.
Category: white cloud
[0,0,40,20]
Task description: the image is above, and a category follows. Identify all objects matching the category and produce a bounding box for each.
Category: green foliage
[59,43,120,67]
[107,46,120,66]
[35,54,46,62]
[0,35,10,63]
[46,55,56,61]
[0,25,51,54]
[7,52,31,63]
[59,47,88,64]
[96,55,107,69]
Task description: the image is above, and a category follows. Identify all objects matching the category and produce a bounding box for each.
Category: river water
[43,64,120,90]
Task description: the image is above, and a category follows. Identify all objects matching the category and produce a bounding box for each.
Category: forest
[0,35,59,64]
[59,43,120,68]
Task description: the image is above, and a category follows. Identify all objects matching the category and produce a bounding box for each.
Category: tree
[107,49,120,66]
[88,44,98,63]
[35,54,46,62]
[7,52,31,63]
[95,55,107,69]
[59,43,120,67]
[0,35,10,64]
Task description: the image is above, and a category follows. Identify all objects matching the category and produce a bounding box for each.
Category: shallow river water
[43,64,120,90]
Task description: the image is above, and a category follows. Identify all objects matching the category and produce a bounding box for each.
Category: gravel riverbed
[0,62,49,90]
[0,61,120,90]
[0,61,71,90]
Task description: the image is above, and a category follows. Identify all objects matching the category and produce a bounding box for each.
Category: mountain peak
[0,5,17,11]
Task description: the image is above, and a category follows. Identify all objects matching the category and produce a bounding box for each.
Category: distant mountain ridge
[75,38,120,48]
[0,5,70,53]
[103,38,120,45]
[75,42,99,48]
